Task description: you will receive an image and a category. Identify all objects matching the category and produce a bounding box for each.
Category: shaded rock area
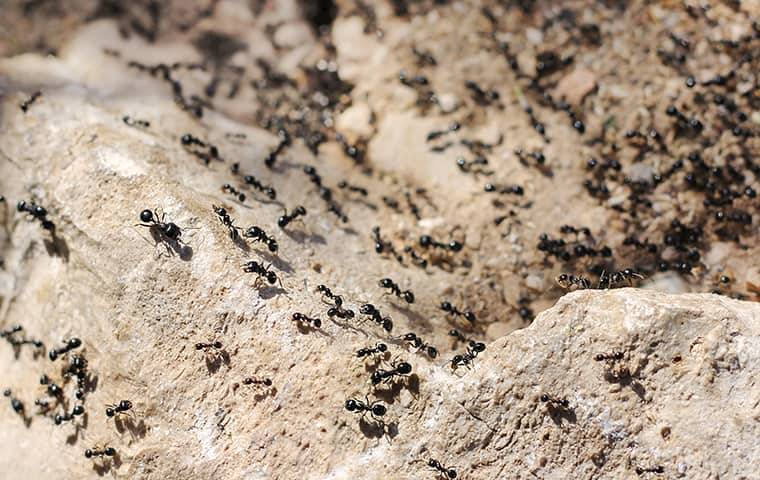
[0,1,758,479]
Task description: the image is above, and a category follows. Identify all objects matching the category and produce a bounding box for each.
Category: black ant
[556,274,591,290]
[635,465,664,475]
[54,404,85,424]
[338,181,368,196]
[440,301,476,322]
[484,183,525,196]
[379,278,414,303]
[595,350,630,380]
[428,458,457,479]
[243,226,278,253]
[0,325,22,338]
[20,91,41,113]
[328,306,355,320]
[599,269,644,289]
[242,261,280,286]
[327,202,349,223]
[40,374,64,398]
[242,377,272,388]
[17,200,55,231]
[412,46,437,66]
[317,284,345,307]
[292,312,321,328]
[3,389,24,417]
[243,174,277,200]
[540,393,569,408]
[371,358,412,385]
[105,400,133,418]
[372,227,402,261]
[450,341,486,370]
[426,121,461,141]
[195,341,223,352]
[345,395,387,424]
[181,133,220,164]
[359,304,393,332]
[420,235,463,252]
[264,128,291,169]
[213,205,243,241]
[456,156,493,175]
[357,342,387,359]
[63,354,89,400]
[123,115,150,128]
[85,446,116,459]
[399,333,437,358]
[595,351,624,362]
[403,246,428,268]
[278,206,307,228]
[448,329,472,345]
[48,337,82,361]
[221,184,246,202]
[465,80,499,106]
[137,209,183,245]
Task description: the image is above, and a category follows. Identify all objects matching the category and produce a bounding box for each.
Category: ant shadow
[43,233,70,261]
[608,372,647,402]
[389,303,432,331]
[359,418,399,440]
[294,321,331,337]
[92,453,122,476]
[257,250,293,274]
[283,229,326,245]
[231,234,251,252]
[547,405,577,426]
[10,343,45,360]
[372,374,420,405]
[339,226,359,236]
[80,373,99,397]
[204,351,231,374]
[258,285,287,299]
[115,415,148,439]
[146,228,193,261]
[65,412,88,445]
[250,386,277,402]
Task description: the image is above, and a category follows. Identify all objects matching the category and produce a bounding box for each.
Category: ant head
[360,304,375,315]
[181,134,193,145]
[119,400,132,409]
[84,449,93,458]
[419,235,432,247]
[265,188,276,200]
[295,206,306,215]
[212,341,223,350]
[263,379,272,387]
[402,291,415,303]
[371,371,382,385]
[440,301,452,312]
[139,209,154,223]
[470,341,486,353]
[427,347,438,358]
[266,272,277,284]
[447,468,458,478]
[268,240,278,253]
[540,394,550,402]
[106,407,115,417]
[448,240,463,251]
[377,343,387,352]
[379,278,393,288]
[68,338,82,349]
[464,311,476,322]
[72,405,85,416]
[104,447,116,457]
[16,200,27,212]
[313,318,322,328]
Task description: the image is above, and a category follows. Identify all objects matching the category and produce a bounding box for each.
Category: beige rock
[553,68,597,106]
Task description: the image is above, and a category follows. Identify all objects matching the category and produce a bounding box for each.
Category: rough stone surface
[1,1,759,479]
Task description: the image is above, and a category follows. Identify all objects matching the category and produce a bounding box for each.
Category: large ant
[371,358,412,385]
[137,209,183,245]
[243,226,278,253]
[345,395,387,425]
[278,206,307,228]
[428,458,458,479]
[48,338,82,361]
[450,341,486,371]
[399,333,437,358]
[379,278,414,303]
[440,301,476,322]
[242,261,280,286]
[356,342,387,359]
[54,405,85,425]
[359,304,393,332]
[243,174,277,200]
[85,446,116,459]
[213,205,243,241]
[105,400,133,418]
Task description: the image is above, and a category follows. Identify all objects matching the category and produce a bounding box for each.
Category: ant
[595,351,624,362]
[484,183,525,195]
[327,202,349,223]
[540,393,569,408]
[105,400,133,418]
[428,459,457,479]
[40,374,64,398]
[243,226,278,253]
[599,269,644,288]
[399,333,437,358]
[17,200,55,231]
[264,128,291,169]
[372,227,401,261]
[123,116,150,128]
[221,184,246,202]
[0,325,21,339]
[54,405,85,425]
[371,358,412,385]
[403,246,428,268]
[379,278,414,303]
[635,465,664,475]
[426,121,461,141]
[242,377,272,388]
[359,304,393,332]
[181,133,220,164]
[327,305,355,320]
[595,350,630,380]
[357,342,387,359]
[440,301,476,322]
[213,205,243,241]
[292,312,321,328]
[85,446,116,459]
[345,395,387,424]
[20,91,42,113]
[317,284,345,307]
[338,181,368,197]
[137,209,183,245]
[243,175,277,200]
[3,389,24,417]
[278,206,307,228]
[450,341,486,371]
[556,274,591,290]
[465,80,499,106]
[456,156,493,175]
[448,329,472,345]
[48,337,82,361]
[195,341,223,352]
[242,261,280,286]
[64,354,89,400]
[420,235,463,252]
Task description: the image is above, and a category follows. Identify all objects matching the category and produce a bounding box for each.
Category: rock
[437,92,460,113]
[553,68,597,106]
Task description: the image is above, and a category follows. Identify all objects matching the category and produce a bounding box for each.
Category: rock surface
[0,1,759,479]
